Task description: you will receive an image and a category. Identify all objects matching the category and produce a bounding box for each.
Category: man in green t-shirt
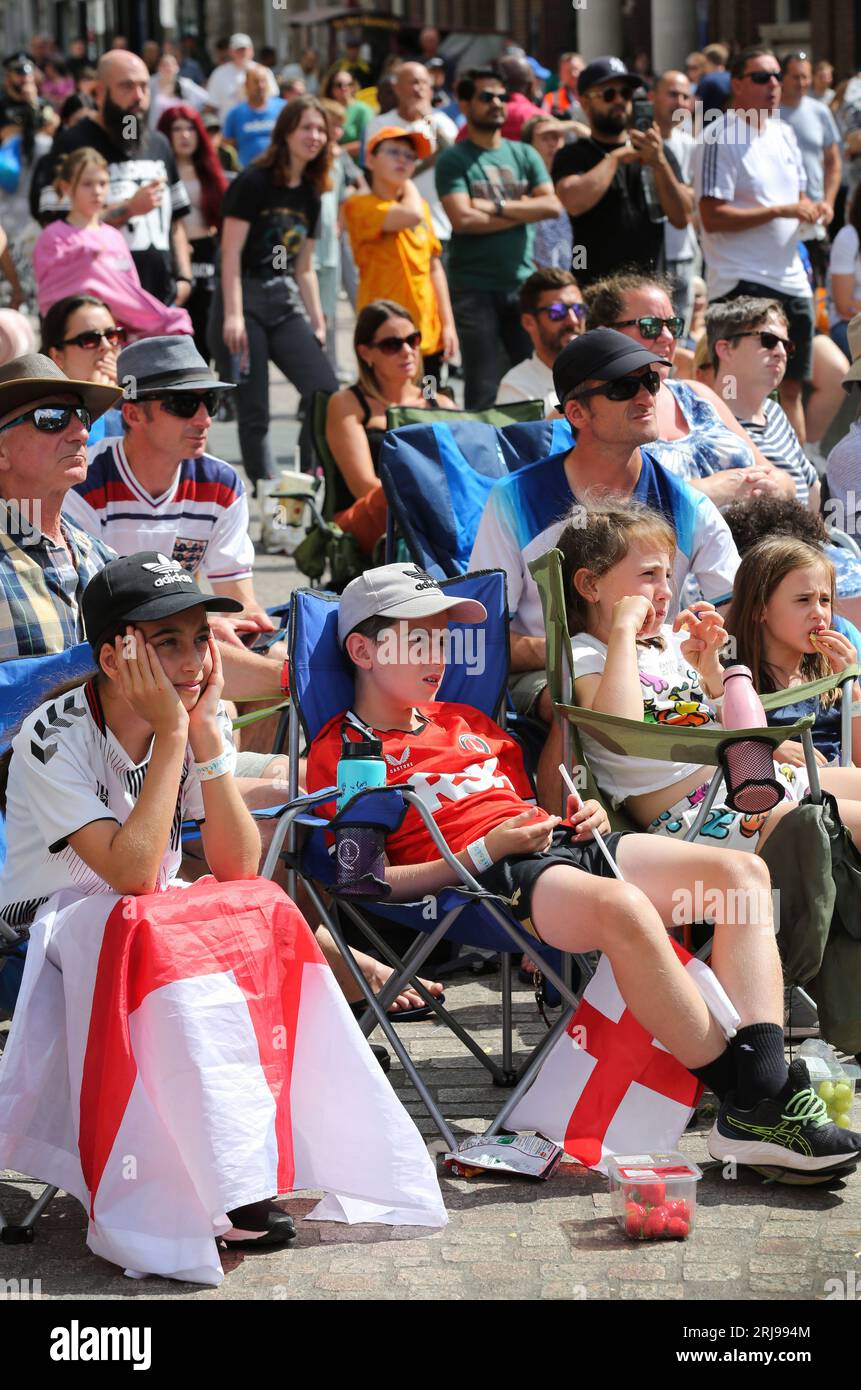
[435,67,562,408]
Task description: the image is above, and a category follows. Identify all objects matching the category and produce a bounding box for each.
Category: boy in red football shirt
[306,564,861,1177]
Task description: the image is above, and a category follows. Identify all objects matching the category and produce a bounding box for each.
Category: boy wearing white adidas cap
[306,563,861,1177]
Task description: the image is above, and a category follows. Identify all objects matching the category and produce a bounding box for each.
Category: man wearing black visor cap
[469,328,739,784]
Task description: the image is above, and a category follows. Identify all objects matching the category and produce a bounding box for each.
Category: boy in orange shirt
[344,126,458,384]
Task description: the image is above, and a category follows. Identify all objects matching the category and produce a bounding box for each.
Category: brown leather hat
[0,353,122,424]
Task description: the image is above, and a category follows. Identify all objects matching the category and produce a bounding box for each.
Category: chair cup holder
[718,736,785,814]
[334,824,391,898]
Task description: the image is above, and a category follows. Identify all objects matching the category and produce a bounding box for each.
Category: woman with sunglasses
[325,299,457,555]
[42,294,126,442]
[218,97,338,485]
[33,147,193,343]
[584,271,794,508]
[322,69,373,160]
[707,297,822,508]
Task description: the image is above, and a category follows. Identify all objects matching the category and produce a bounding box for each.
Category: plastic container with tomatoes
[606,1152,703,1241]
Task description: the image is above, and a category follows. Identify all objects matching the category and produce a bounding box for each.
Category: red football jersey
[306,703,536,864]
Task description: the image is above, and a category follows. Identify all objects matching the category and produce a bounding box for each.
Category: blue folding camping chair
[0,643,97,1244]
[379,416,574,579]
[259,568,594,1151]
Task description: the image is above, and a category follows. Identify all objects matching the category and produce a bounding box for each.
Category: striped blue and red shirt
[65,437,254,584]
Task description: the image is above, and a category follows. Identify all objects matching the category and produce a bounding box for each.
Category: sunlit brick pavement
[3,972,861,1302]
[2,306,861,1301]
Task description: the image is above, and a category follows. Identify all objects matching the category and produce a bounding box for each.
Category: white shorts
[648,762,809,853]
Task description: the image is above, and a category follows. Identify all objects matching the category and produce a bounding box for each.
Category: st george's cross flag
[507,939,741,1172]
[0,878,446,1285]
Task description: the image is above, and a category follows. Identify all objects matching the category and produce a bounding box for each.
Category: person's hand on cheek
[113,626,188,736]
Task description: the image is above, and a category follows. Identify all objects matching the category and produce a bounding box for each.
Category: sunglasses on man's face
[572,369,662,403]
[60,327,127,350]
[615,315,684,339]
[371,331,422,355]
[537,300,587,322]
[735,330,795,356]
[743,69,782,84]
[594,85,634,103]
[0,404,91,435]
[148,391,221,418]
[476,89,507,104]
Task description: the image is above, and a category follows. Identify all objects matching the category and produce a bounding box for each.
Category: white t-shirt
[65,438,254,584]
[828,224,861,327]
[570,628,714,806]
[207,61,279,123]
[364,109,458,242]
[663,128,698,263]
[692,110,811,298]
[825,419,861,526]
[496,354,558,417]
[0,682,234,929]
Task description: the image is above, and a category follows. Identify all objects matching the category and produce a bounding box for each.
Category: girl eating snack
[557,501,861,851]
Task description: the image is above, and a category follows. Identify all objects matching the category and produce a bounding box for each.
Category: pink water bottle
[719,665,784,813]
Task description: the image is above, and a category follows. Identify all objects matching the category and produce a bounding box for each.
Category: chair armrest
[554,699,815,767]
[760,665,861,710]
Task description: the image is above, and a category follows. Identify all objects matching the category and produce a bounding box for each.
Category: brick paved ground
[2,299,860,1302]
[2,971,860,1301]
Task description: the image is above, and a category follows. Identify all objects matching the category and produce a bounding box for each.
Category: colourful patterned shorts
[648,763,809,853]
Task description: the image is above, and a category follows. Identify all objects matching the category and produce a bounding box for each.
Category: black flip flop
[350,992,445,1023]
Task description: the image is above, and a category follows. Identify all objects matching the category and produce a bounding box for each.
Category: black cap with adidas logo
[82,552,242,646]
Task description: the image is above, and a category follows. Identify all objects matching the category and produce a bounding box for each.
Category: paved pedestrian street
[2,967,860,1302]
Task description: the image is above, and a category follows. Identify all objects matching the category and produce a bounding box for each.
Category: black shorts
[715,279,814,383]
[476,825,625,942]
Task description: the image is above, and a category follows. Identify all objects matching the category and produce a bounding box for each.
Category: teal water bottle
[336,732,387,811]
[335,731,389,895]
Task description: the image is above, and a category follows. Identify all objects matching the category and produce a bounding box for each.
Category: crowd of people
[4,27,861,1285]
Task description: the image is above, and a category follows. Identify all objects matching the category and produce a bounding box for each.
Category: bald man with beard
[35,51,193,306]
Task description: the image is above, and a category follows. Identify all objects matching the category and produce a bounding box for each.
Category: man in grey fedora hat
[64,335,286,687]
[0,352,120,663]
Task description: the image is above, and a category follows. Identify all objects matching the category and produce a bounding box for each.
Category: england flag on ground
[0,878,446,1284]
[507,940,741,1172]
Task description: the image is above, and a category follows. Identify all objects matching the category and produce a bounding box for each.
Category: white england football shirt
[65,438,254,583]
[0,682,234,930]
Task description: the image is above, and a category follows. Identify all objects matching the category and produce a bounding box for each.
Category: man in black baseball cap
[469,324,739,777]
[551,55,690,286]
[552,326,665,408]
[577,56,642,96]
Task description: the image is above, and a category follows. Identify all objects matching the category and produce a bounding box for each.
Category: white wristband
[466,836,493,874]
[194,747,236,782]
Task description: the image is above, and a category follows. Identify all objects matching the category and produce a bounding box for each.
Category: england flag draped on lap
[507,941,741,1172]
[0,878,446,1284]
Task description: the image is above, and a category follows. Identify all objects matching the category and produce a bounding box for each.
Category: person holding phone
[552,56,691,288]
